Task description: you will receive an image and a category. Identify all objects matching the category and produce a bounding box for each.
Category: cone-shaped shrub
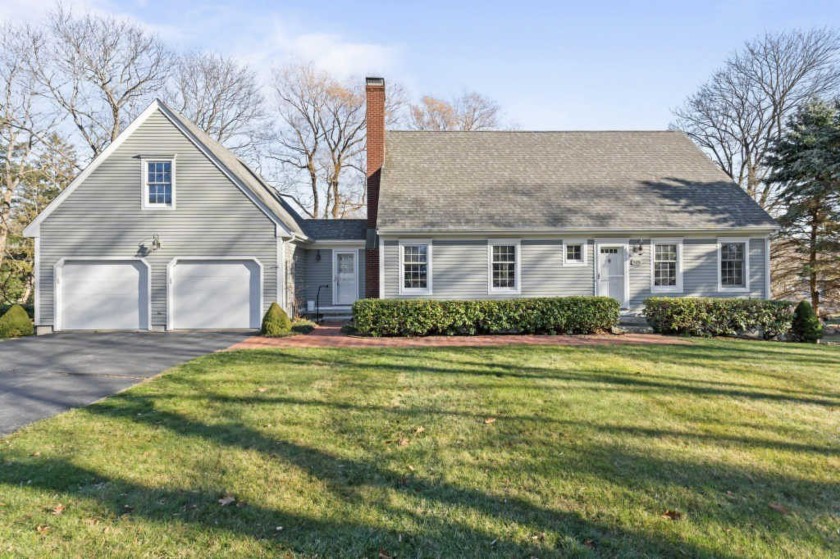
[261,302,292,337]
[791,301,822,343]
[0,304,34,338]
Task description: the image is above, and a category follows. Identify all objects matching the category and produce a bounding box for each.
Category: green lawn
[1,339,838,558]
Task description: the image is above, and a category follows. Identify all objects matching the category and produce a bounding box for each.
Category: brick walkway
[228,325,688,350]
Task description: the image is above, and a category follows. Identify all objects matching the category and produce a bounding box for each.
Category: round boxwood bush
[0,304,34,338]
[261,302,292,337]
[791,301,822,343]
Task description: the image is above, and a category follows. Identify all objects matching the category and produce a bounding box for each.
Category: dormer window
[142,158,175,209]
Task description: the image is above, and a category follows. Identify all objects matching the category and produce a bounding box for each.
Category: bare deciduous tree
[673,29,840,211]
[410,91,502,131]
[265,64,406,219]
[26,7,172,158]
[164,52,263,151]
[0,25,52,291]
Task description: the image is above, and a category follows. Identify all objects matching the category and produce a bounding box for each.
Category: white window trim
[141,156,176,210]
[398,240,432,295]
[650,238,684,294]
[562,239,588,266]
[487,239,521,294]
[717,237,750,293]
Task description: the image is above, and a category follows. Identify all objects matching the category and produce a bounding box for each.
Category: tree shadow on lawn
[241,348,840,409]
[0,394,770,559]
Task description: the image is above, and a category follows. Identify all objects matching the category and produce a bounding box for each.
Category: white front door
[334,251,358,305]
[598,246,625,305]
[171,260,261,329]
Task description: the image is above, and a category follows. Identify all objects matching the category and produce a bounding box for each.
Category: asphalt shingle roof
[302,219,367,240]
[377,130,777,232]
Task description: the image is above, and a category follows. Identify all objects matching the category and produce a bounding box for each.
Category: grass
[0,339,838,558]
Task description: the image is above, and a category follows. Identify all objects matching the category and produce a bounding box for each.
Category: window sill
[564,261,587,267]
[401,288,432,296]
[142,205,175,211]
[651,287,683,294]
[489,288,520,295]
[718,286,750,293]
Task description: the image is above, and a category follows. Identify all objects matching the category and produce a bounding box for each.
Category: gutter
[377,226,780,237]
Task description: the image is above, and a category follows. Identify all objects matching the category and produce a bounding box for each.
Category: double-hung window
[719,239,749,291]
[399,241,431,294]
[489,240,520,293]
[564,240,586,266]
[651,239,682,293]
[142,158,175,209]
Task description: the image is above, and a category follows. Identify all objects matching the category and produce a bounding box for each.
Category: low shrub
[352,297,620,337]
[643,297,794,339]
[0,304,34,338]
[291,318,317,335]
[261,302,292,337]
[790,301,823,343]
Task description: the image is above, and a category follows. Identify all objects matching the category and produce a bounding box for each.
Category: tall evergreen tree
[766,100,840,315]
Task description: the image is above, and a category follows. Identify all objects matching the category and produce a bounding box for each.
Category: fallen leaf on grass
[661,509,682,521]
[484,417,496,424]
[218,495,236,507]
[398,438,410,447]
[378,549,392,559]
[35,525,49,534]
[769,502,789,514]
[584,538,597,549]
[121,505,134,514]
[257,387,268,393]
[51,504,65,515]
[414,426,425,434]
[407,465,415,472]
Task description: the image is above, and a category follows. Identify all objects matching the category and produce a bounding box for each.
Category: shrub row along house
[24,78,777,333]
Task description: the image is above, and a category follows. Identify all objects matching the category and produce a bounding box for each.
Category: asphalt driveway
[0,331,249,436]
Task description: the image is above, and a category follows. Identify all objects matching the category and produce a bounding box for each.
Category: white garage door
[171,260,261,329]
[60,260,149,330]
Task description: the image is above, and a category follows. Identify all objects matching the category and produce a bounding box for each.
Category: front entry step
[617,315,653,334]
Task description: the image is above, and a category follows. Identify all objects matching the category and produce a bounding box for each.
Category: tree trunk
[809,210,820,316]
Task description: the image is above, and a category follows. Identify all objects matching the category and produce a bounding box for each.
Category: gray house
[24,77,777,333]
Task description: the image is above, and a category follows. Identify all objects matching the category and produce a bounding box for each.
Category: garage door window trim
[166,257,264,331]
[53,257,152,332]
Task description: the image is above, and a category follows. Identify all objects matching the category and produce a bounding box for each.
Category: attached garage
[169,259,262,330]
[56,259,150,330]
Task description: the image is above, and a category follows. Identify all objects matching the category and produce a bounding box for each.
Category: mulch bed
[228,325,690,350]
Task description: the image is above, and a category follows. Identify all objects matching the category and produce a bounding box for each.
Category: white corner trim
[764,237,772,300]
[277,237,285,311]
[166,257,264,331]
[717,237,751,293]
[593,239,630,309]
[487,239,521,294]
[398,239,433,295]
[378,242,385,299]
[33,237,41,325]
[649,238,684,294]
[53,257,152,332]
[140,156,177,211]
[562,238,588,266]
[23,101,164,238]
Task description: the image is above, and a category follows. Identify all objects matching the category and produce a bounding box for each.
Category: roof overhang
[377,226,780,238]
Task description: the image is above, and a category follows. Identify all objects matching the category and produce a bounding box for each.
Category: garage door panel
[61,261,148,330]
[172,260,260,329]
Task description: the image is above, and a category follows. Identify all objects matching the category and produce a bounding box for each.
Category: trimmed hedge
[643,297,794,339]
[352,297,620,337]
[261,302,292,337]
[0,304,34,338]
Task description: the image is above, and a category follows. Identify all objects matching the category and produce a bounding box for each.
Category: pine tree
[766,100,840,316]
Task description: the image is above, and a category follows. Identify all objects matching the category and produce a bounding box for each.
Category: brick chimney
[365,77,385,298]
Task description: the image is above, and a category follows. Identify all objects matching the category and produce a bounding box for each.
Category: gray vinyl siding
[384,237,768,307]
[383,239,594,299]
[38,109,278,328]
[296,248,366,308]
[629,237,768,308]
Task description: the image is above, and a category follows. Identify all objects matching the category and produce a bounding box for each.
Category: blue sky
[3,0,838,129]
